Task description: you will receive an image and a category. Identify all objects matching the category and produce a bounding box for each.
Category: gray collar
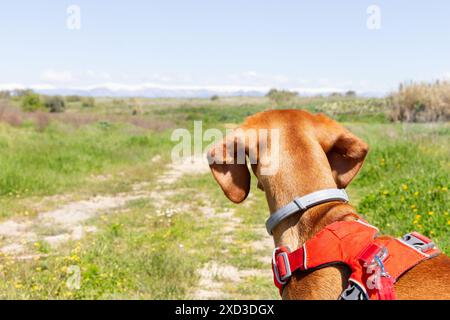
[265,188,349,235]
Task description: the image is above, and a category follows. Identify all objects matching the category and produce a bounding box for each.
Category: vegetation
[0,91,11,99]
[0,94,448,299]
[45,96,66,113]
[266,88,298,106]
[389,81,450,122]
[21,92,43,112]
[81,97,95,108]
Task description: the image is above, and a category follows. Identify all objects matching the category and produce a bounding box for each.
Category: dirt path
[0,156,210,259]
[0,154,275,299]
[191,195,273,299]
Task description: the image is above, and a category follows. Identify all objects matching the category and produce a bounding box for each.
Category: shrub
[21,92,43,112]
[112,99,126,106]
[0,91,11,99]
[66,95,82,102]
[266,88,298,106]
[0,105,23,127]
[345,90,357,97]
[315,98,388,123]
[45,96,65,113]
[32,111,51,131]
[210,95,220,101]
[81,97,95,108]
[389,81,450,122]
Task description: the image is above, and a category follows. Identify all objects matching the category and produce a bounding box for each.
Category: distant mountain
[35,85,268,99]
[2,83,386,98]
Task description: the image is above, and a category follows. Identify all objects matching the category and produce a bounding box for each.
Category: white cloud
[0,83,26,91]
[0,69,387,97]
[227,71,290,86]
[86,70,111,80]
[41,70,75,83]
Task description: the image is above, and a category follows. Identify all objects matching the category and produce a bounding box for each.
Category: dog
[207,109,450,300]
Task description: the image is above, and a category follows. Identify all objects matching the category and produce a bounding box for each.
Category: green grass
[0,120,172,219]
[0,96,448,299]
[348,123,449,252]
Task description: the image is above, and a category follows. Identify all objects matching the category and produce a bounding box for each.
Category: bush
[21,92,43,112]
[389,81,450,122]
[314,98,388,123]
[0,105,23,127]
[345,90,357,97]
[45,96,65,113]
[210,95,220,101]
[66,95,82,103]
[81,97,95,108]
[0,91,11,99]
[266,88,298,106]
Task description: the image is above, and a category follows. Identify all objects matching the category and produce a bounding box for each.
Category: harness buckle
[401,232,436,253]
[272,247,292,285]
[358,243,387,268]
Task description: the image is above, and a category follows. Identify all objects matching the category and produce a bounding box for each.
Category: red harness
[272,219,441,300]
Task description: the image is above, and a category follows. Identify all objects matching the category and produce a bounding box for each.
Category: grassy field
[0,96,448,299]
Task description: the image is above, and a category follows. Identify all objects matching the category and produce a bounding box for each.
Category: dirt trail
[0,154,274,299]
[0,155,210,258]
[191,195,273,299]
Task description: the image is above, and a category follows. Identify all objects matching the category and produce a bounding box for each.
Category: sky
[1,0,450,95]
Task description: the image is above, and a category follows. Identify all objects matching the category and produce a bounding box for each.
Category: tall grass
[389,81,450,122]
[0,121,171,200]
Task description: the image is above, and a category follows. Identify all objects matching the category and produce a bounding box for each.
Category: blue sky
[1,0,450,94]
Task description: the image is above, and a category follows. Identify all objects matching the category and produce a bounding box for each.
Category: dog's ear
[207,133,250,203]
[327,131,369,188]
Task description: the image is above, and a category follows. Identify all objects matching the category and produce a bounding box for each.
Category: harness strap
[272,219,441,299]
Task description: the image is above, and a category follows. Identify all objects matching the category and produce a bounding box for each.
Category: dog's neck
[262,173,359,299]
[262,166,359,250]
[272,200,358,251]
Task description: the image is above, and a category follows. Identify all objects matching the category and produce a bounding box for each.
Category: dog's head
[207,110,368,210]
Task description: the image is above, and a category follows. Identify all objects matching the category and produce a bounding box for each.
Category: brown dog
[207,109,450,300]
